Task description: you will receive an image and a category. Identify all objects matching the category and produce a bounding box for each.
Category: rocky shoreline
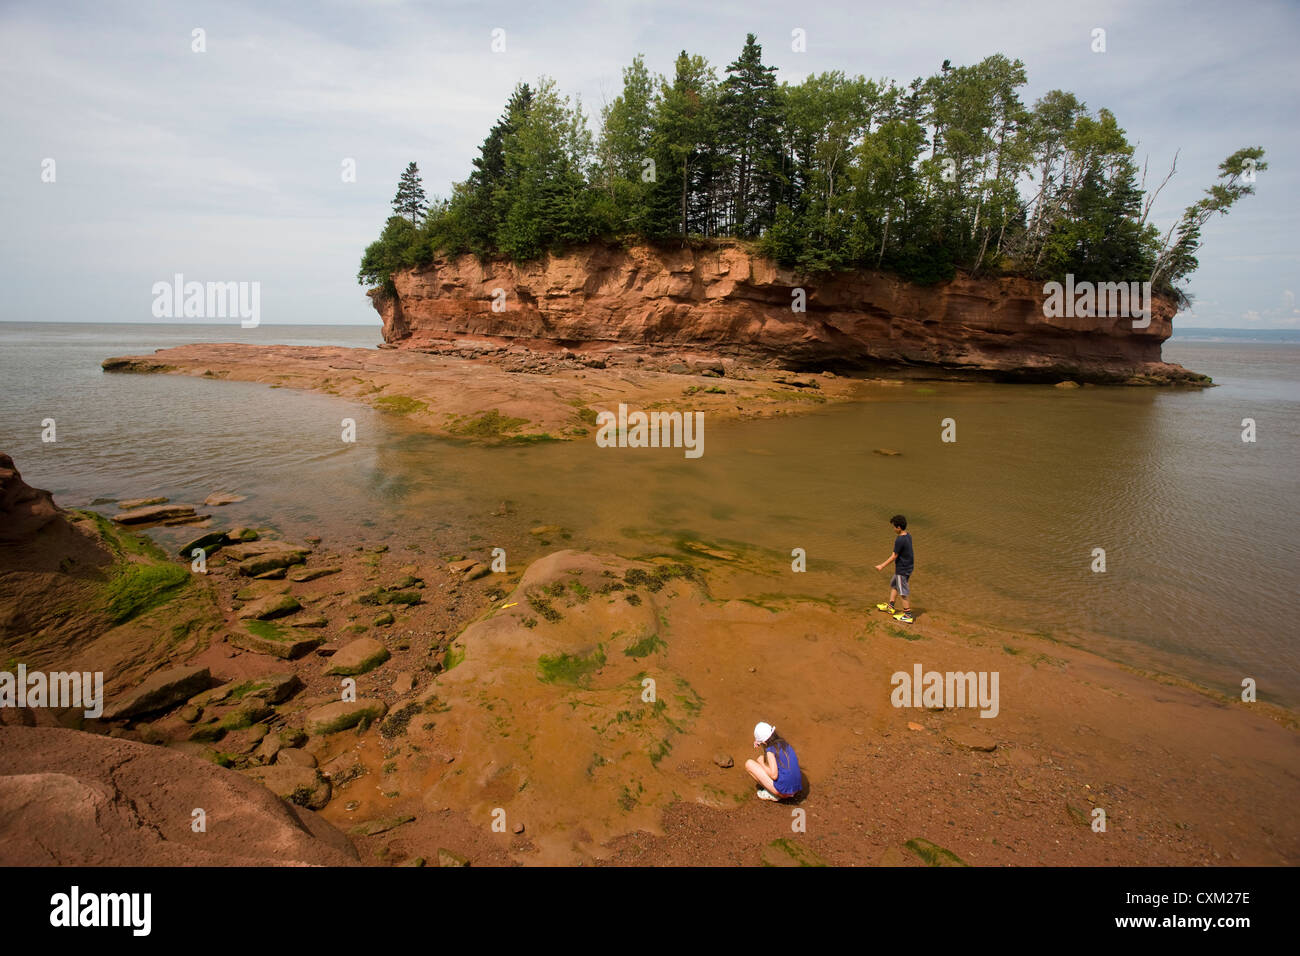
[1,452,1296,866]
[371,242,1212,387]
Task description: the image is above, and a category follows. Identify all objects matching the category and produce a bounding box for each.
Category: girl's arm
[763,750,779,777]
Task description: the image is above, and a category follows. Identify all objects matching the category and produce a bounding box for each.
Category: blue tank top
[766,743,801,796]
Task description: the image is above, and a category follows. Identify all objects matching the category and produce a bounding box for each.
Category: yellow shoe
[893,611,914,624]
[876,602,895,613]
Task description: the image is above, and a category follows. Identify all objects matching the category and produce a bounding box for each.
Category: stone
[305,699,388,736]
[226,626,323,660]
[713,753,734,769]
[222,724,268,754]
[1055,380,1081,389]
[243,673,303,705]
[103,665,211,721]
[239,552,307,577]
[237,593,302,621]
[392,673,415,696]
[447,559,476,573]
[227,527,259,542]
[178,530,226,558]
[373,611,395,627]
[243,764,331,811]
[112,504,195,525]
[512,822,525,835]
[907,721,924,731]
[438,848,469,867]
[327,638,391,676]
[289,566,342,582]
[276,748,317,769]
[253,567,287,579]
[873,448,902,457]
[178,705,202,724]
[203,492,246,506]
[255,734,282,764]
[465,563,491,580]
[289,615,329,629]
[117,497,168,510]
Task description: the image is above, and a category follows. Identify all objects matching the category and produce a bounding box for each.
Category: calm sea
[2,322,1297,706]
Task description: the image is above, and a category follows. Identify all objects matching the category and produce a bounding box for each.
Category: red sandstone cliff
[370,242,1205,384]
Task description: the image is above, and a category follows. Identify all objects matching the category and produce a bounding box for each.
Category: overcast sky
[1,0,1295,327]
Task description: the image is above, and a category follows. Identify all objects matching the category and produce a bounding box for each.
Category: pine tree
[391,162,428,223]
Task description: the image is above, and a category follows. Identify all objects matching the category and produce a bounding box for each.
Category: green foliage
[359,41,1263,297]
[537,645,607,687]
[102,562,189,625]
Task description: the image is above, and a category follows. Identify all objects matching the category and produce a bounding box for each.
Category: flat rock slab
[239,552,308,577]
[227,627,323,660]
[203,492,247,506]
[112,504,195,524]
[117,496,168,510]
[289,566,342,582]
[238,593,303,621]
[222,540,313,562]
[945,726,998,752]
[326,638,391,676]
[305,699,388,735]
[103,665,211,721]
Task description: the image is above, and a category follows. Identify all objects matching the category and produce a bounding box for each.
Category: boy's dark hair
[890,514,907,530]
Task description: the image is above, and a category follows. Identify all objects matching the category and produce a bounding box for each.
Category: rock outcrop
[0,726,358,865]
[371,242,1206,384]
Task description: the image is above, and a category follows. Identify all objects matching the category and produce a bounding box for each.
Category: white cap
[753,721,775,744]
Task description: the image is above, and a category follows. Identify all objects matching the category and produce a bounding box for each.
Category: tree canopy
[360,36,1263,305]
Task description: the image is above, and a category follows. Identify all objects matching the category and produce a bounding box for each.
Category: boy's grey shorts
[890,573,910,597]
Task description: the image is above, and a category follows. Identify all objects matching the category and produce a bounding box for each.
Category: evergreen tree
[391,162,428,223]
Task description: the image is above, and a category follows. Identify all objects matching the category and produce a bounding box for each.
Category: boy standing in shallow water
[875,514,914,623]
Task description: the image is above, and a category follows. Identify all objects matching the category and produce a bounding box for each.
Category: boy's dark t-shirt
[893,534,914,575]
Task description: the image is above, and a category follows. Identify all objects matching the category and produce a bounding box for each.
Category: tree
[1151,147,1267,293]
[718,34,783,236]
[391,162,428,223]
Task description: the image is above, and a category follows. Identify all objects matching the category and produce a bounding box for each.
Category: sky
[1,0,1296,327]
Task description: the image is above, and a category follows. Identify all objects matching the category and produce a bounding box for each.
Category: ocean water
[1,322,1297,706]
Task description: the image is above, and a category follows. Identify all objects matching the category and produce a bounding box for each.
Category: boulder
[178,530,226,558]
[226,626,323,660]
[305,699,388,736]
[103,665,211,721]
[0,726,357,865]
[327,638,391,676]
[237,593,302,621]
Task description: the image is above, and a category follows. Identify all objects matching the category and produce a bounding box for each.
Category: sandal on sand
[756,788,780,801]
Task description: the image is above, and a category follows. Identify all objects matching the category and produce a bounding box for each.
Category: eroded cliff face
[370,242,1200,383]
